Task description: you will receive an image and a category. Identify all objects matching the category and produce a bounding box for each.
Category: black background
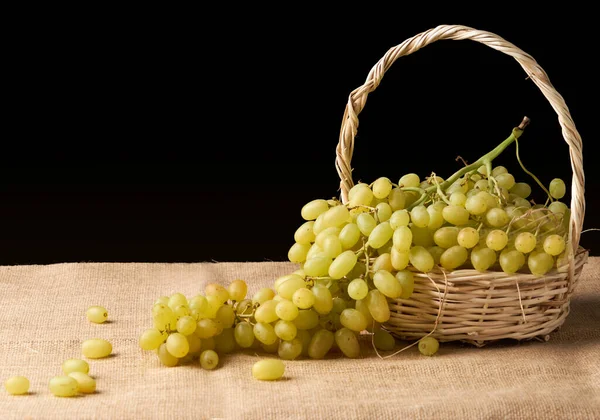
[2,9,598,265]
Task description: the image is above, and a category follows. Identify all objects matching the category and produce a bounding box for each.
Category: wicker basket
[335,25,588,346]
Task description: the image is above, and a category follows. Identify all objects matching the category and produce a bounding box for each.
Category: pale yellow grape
[86,306,108,324]
[357,213,377,236]
[277,274,307,300]
[294,221,316,244]
[204,295,223,318]
[252,287,275,305]
[332,297,347,314]
[477,191,498,209]
[322,235,343,259]
[334,328,361,358]
[278,338,303,360]
[510,182,532,198]
[549,178,566,199]
[312,285,333,315]
[274,320,297,341]
[367,221,393,249]
[372,253,393,272]
[49,376,79,397]
[485,208,509,227]
[373,329,396,351]
[427,246,445,265]
[409,246,434,272]
[348,278,369,300]
[187,333,202,354]
[5,376,29,395]
[68,372,96,394]
[496,173,515,190]
[355,298,374,325]
[373,270,403,298]
[514,232,537,253]
[308,329,335,359]
[388,188,407,211]
[234,322,254,348]
[392,225,412,252]
[395,270,414,299]
[474,179,489,190]
[442,205,470,225]
[312,213,326,235]
[409,205,429,228]
[366,290,390,323]
[294,309,320,330]
[255,300,279,324]
[189,295,208,312]
[152,303,177,331]
[199,350,219,370]
[457,227,479,249]
[303,255,332,277]
[544,234,566,256]
[215,305,236,328]
[82,339,112,359]
[499,249,526,273]
[274,273,298,290]
[418,337,439,356]
[548,201,568,214]
[173,304,191,319]
[492,166,508,177]
[427,206,445,230]
[177,316,196,336]
[486,230,508,251]
[465,194,488,215]
[323,205,350,228]
[196,319,221,338]
[390,248,409,270]
[440,246,468,270]
[449,192,467,207]
[62,359,90,375]
[252,359,285,380]
[399,173,420,188]
[528,251,554,276]
[275,300,299,321]
[253,322,278,345]
[339,308,368,332]
[433,227,459,249]
[389,209,410,229]
[348,184,374,207]
[214,328,236,354]
[301,199,329,221]
[339,223,361,249]
[139,328,166,350]
[292,288,315,309]
[166,332,189,358]
[376,202,393,222]
[373,177,393,198]
[205,284,229,304]
[288,242,311,263]
[315,227,341,248]
[328,250,358,279]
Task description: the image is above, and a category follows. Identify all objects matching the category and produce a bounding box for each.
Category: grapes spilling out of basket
[138,117,571,369]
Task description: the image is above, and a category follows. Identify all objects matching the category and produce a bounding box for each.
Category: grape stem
[514,138,553,202]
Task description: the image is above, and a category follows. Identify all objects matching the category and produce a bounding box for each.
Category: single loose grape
[549,178,566,199]
[62,359,90,375]
[49,376,79,397]
[86,306,108,324]
[5,376,29,395]
[252,359,285,380]
[68,372,96,394]
[543,234,566,256]
[418,336,440,356]
[199,350,219,370]
[82,338,112,359]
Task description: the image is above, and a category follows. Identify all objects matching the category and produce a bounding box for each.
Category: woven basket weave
[335,25,588,346]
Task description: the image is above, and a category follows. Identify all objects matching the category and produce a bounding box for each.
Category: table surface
[1,259,599,419]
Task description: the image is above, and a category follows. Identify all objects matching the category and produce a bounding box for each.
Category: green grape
[253,322,278,345]
[295,329,312,357]
[205,284,230,305]
[544,234,566,256]
[315,227,341,248]
[427,246,445,265]
[234,322,255,348]
[81,338,112,359]
[68,372,96,394]
[189,295,208,312]
[168,293,188,310]
[399,173,420,188]
[49,376,79,397]
[349,184,374,207]
[373,328,396,351]
[277,274,307,300]
[376,202,393,223]
[276,300,299,321]
[514,232,537,254]
[366,290,390,323]
[373,177,393,198]
[312,285,333,315]
[426,206,445,230]
[449,192,467,207]
[442,205,470,225]
[308,329,335,359]
[274,320,298,341]
[392,272,413,300]
[339,223,361,249]
[288,242,311,263]
[355,213,376,236]
[485,208,509,228]
[474,179,489,190]
[278,338,303,360]
[86,306,108,324]
[477,191,498,209]
[339,308,368,332]
[367,222,393,249]
[410,225,434,247]
[139,328,166,350]
[548,201,568,214]
[255,300,279,324]
[372,253,393,272]
[301,199,329,221]
[173,304,191,319]
[486,230,508,251]
[196,319,222,338]
[187,333,202,354]
[418,336,440,356]
[62,359,90,375]
[347,278,369,300]
[549,178,566,199]
[294,221,316,245]
[152,304,177,331]
[166,332,189,358]
[389,209,410,229]
[410,205,430,228]
[440,246,468,270]
[433,227,459,249]
[496,173,515,189]
[5,376,30,395]
[322,235,343,259]
[512,197,532,209]
[392,225,413,252]
[355,298,374,327]
[465,194,488,216]
[409,246,435,273]
[510,182,532,198]
[373,270,403,298]
[199,350,219,370]
[252,359,285,380]
[528,251,554,276]
[176,316,197,336]
[388,188,407,211]
[457,227,479,249]
[323,205,351,228]
[214,328,236,354]
[303,255,332,277]
[471,247,497,272]
[292,288,315,309]
[329,250,358,279]
[157,343,179,367]
[499,249,526,273]
[215,305,236,328]
[390,248,409,270]
[294,309,320,330]
[334,328,361,358]
[492,166,508,177]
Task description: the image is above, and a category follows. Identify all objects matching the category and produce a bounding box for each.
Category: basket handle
[335,24,585,253]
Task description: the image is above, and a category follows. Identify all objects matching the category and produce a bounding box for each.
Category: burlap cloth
[1,259,599,419]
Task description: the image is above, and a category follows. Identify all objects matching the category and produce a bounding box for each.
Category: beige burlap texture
[1,260,599,419]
